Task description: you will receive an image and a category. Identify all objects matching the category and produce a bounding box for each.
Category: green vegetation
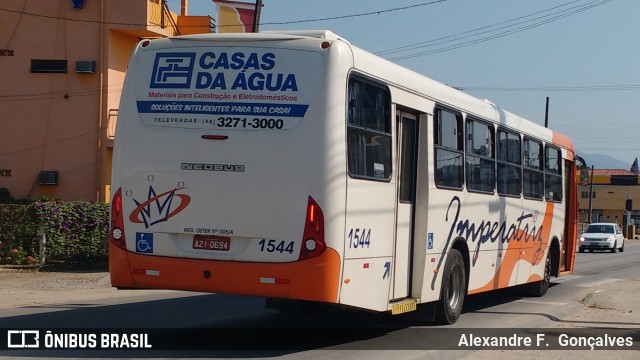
[0,189,108,267]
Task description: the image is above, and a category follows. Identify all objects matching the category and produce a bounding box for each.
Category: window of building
[581,191,596,198]
[30,59,67,73]
[434,107,463,189]
[523,137,543,199]
[465,118,495,193]
[347,76,391,181]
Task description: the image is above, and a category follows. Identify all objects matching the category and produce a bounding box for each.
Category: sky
[168,0,639,168]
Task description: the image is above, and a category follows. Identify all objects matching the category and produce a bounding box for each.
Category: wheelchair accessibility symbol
[136,232,154,253]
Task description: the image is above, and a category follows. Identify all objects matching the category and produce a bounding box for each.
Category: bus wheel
[435,249,466,325]
[524,251,551,297]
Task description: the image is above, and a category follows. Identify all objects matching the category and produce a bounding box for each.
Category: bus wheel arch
[522,237,559,297]
[434,238,469,325]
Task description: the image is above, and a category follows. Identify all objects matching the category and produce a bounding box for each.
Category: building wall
[0,0,210,202]
[578,183,640,225]
[0,0,102,201]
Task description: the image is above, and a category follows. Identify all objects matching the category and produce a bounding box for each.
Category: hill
[578,152,631,170]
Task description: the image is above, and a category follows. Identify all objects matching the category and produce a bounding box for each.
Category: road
[0,242,639,359]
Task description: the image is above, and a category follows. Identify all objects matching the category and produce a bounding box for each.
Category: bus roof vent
[261,30,349,43]
[483,99,497,109]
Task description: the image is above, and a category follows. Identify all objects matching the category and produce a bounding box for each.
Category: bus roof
[153,30,574,151]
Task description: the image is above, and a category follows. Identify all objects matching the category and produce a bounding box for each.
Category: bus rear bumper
[109,244,341,303]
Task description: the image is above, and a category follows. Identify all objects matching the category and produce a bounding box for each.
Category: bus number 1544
[258,239,295,254]
[348,228,371,248]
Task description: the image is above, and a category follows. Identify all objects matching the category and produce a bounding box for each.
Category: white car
[579,223,625,253]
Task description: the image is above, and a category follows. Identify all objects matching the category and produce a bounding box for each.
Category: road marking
[576,278,622,288]
[515,299,568,305]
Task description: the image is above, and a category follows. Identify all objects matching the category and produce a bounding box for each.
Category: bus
[109,30,578,324]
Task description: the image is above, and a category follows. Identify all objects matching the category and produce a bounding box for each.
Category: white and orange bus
[109,30,577,324]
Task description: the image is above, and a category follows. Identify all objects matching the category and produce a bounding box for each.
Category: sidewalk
[0,268,177,310]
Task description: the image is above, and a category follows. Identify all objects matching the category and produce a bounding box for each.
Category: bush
[33,199,109,263]
[0,198,109,266]
[0,204,40,265]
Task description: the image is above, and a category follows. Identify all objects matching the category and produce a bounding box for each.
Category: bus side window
[523,138,544,200]
[465,118,495,193]
[545,145,562,202]
[434,108,463,189]
[347,77,391,181]
[497,129,522,197]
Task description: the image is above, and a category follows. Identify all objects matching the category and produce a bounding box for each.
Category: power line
[376,0,587,56]
[0,125,109,158]
[259,0,449,25]
[458,84,640,92]
[382,0,613,60]
[0,86,124,104]
[0,1,450,28]
[3,0,26,48]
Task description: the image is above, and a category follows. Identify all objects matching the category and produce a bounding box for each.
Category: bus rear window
[346,77,391,181]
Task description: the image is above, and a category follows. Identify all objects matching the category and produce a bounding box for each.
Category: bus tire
[524,251,551,297]
[435,249,466,325]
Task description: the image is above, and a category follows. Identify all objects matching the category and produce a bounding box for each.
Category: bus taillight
[299,196,325,261]
[110,188,126,250]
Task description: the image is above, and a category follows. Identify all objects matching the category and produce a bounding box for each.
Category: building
[0,0,213,202]
[578,168,640,231]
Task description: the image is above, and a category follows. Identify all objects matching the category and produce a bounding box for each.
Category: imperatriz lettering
[446,196,544,255]
[430,196,546,290]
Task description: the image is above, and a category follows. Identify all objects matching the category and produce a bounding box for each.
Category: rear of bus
[109,32,349,304]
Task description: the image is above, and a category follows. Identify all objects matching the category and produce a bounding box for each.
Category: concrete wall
[0,0,210,202]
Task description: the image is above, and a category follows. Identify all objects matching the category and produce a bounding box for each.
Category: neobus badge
[181,162,245,172]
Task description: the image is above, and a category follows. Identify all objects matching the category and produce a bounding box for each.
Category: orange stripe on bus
[552,131,575,160]
[109,244,341,303]
[468,202,555,295]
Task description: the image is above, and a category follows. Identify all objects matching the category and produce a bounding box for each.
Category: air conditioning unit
[38,171,59,185]
[75,60,95,74]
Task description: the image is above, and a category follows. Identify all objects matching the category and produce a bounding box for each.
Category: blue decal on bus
[149,52,299,91]
[383,262,391,280]
[150,53,196,89]
[136,232,154,253]
[136,101,309,117]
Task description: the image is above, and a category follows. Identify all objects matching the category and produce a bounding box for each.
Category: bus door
[393,110,418,300]
[561,159,576,272]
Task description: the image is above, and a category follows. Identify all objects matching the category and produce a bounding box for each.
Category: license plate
[192,235,231,251]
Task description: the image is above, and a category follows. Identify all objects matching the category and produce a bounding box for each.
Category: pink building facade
[0,0,212,202]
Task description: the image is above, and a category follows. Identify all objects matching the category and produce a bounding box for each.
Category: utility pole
[544,96,549,128]
[252,0,262,33]
[588,165,595,223]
